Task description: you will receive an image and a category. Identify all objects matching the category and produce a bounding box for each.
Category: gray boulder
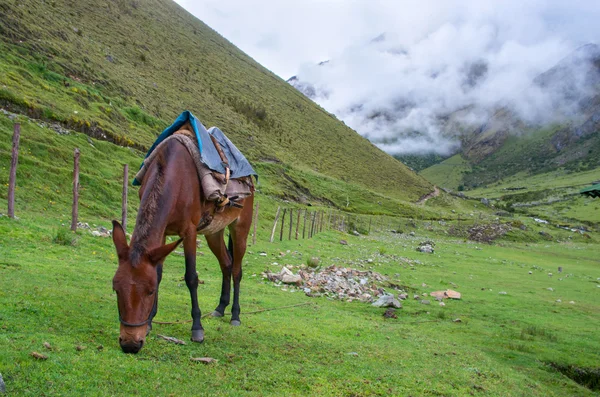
[372,294,402,308]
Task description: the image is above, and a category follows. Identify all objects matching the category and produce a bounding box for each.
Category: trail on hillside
[416,186,440,205]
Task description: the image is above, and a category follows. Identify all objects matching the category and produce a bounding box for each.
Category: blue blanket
[133,111,257,186]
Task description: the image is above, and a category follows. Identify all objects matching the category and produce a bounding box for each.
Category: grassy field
[1,207,599,396]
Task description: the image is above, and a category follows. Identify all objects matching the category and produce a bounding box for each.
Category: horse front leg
[183,229,204,343]
[147,237,166,336]
[147,263,163,336]
[205,231,232,317]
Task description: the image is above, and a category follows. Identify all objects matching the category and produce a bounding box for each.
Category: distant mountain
[287,40,600,189]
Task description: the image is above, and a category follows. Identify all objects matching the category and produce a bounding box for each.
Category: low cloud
[176,0,600,155]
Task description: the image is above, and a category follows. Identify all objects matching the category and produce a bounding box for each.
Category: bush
[53,228,77,246]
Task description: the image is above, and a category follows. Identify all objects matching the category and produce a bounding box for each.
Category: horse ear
[148,239,183,265]
[112,220,129,259]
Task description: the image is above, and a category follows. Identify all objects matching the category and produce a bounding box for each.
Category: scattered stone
[346,352,358,356]
[498,291,507,295]
[569,301,575,304]
[548,273,553,277]
[528,271,533,274]
[429,290,462,300]
[558,266,563,273]
[453,318,462,323]
[30,352,48,360]
[409,231,415,236]
[281,273,302,285]
[75,345,86,351]
[190,357,217,364]
[0,373,4,393]
[259,252,267,256]
[383,308,398,319]
[398,293,408,300]
[339,240,348,245]
[556,299,562,303]
[413,294,420,300]
[372,294,402,309]
[97,345,104,351]
[43,342,52,350]
[352,230,360,236]
[439,301,446,307]
[547,287,554,292]
[420,300,431,305]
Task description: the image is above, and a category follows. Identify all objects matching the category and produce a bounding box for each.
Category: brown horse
[111,132,254,354]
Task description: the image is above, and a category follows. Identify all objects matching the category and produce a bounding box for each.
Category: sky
[174,0,600,155]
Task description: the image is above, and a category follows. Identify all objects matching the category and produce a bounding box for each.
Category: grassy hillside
[0,0,431,203]
[419,154,472,191]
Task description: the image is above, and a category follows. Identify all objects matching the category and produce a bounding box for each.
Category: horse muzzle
[119,337,144,354]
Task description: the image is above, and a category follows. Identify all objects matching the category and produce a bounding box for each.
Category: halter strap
[118,305,151,328]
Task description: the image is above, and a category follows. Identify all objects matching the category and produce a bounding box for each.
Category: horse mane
[130,150,166,266]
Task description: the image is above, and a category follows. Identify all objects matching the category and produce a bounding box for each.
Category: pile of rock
[468,223,511,243]
[416,240,435,253]
[262,265,398,303]
[78,222,112,237]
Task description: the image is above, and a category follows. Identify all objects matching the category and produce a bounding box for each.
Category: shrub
[53,228,77,246]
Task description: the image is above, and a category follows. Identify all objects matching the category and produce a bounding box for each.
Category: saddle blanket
[133,110,257,186]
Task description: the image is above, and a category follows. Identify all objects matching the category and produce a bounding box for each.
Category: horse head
[111,221,181,354]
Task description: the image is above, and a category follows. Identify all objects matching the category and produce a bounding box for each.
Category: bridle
[117,302,152,328]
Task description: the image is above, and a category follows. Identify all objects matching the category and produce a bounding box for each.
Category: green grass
[420,154,472,190]
[1,208,599,396]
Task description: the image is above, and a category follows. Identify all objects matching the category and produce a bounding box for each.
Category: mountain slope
[0,0,431,203]
[420,44,600,190]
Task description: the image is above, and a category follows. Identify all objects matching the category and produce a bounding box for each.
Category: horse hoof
[191,329,205,343]
[230,320,241,326]
[211,310,224,318]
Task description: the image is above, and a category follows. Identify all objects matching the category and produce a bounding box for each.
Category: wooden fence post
[71,148,80,231]
[288,209,293,240]
[295,209,301,239]
[7,123,20,219]
[121,164,128,231]
[303,210,308,239]
[279,208,287,241]
[252,202,259,245]
[319,211,324,233]
[310,211,316,238]
[269,206,281,243]
[368,216,372,234]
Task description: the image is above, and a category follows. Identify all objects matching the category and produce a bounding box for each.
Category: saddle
[133,126,254,213]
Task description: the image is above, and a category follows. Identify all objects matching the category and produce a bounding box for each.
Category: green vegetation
[0,0,430,203]
[2,197,599,395]
[420,153,472,190]
[1,1,599,395]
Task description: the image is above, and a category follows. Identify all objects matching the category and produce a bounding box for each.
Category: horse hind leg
[229,222,250,326]
[205,231,232,317]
